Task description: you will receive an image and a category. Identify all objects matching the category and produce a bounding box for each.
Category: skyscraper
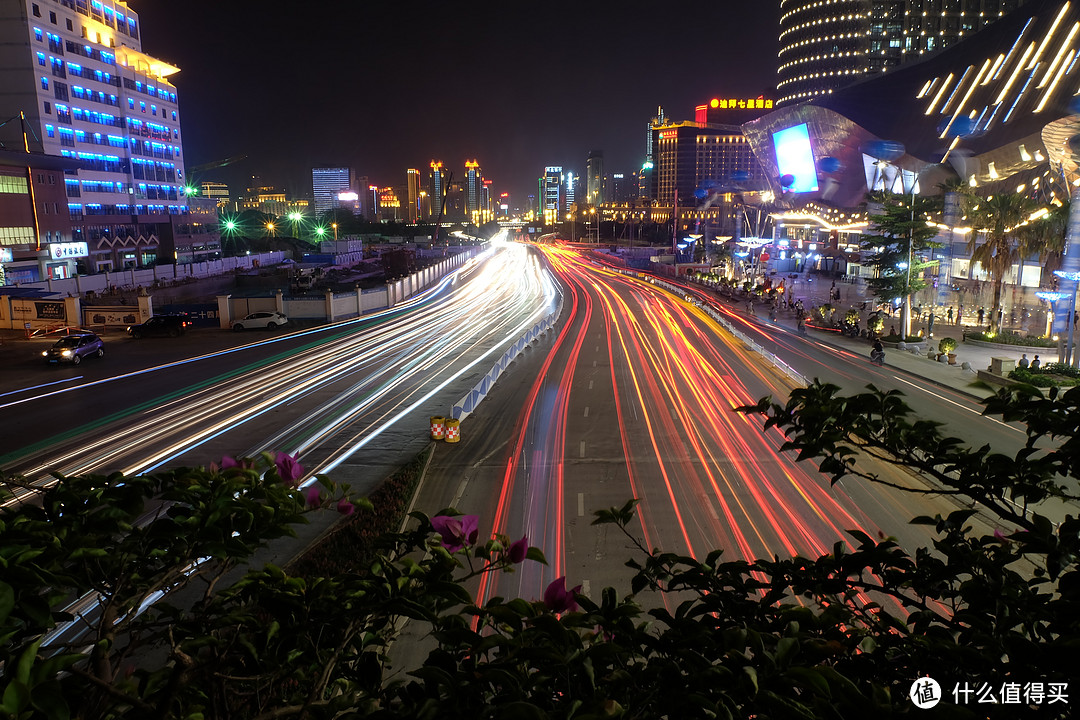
[406,168,420,223]
[777,0,1030,106]
[312,167,355,216]
[0,0,217,270]
[465,160,482,222]
[586,151,604,206]
[428,160,448,220]
[543,166,562,225]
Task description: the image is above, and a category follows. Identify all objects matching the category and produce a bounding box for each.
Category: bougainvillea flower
[431,514,479,552]
[543,577,581,613]
[508,535,529,564]
[336,498,355,516]
[275,452,304,486]
[304,486,321,507]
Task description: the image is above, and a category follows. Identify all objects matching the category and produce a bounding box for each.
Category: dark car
[42,332,104,365]
[127,314,190,338]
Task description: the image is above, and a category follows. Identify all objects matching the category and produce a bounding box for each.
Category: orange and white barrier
[445,418,461,443]
[430,416,446,440]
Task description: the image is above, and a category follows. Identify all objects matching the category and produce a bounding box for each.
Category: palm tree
[962,192,1038,333]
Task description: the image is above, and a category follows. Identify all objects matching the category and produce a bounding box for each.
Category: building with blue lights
[0,0,219,282]
[312,166,357,217]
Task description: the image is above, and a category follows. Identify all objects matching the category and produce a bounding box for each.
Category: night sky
[129,1,780,208]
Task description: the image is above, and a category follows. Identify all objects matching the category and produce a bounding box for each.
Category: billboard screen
[772,123,819,193]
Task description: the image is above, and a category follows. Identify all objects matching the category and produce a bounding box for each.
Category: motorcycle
[870,348,885,366]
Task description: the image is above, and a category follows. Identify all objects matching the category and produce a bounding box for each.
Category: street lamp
[265,222,275,238]
[332,222,338,241]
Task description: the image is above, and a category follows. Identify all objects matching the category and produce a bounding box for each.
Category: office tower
[609,173,631,203]
[428,160,448,220]
[464,160,481,221]
[564,171,576,211]
[543,166,562,224]
[586,151,604,206]
[406,168,420,223]
[312,167,355,216]
[777,0,1030,106]
[0,0,218,270]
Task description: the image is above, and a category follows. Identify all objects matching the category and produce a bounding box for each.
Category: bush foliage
[0,384,1078,719]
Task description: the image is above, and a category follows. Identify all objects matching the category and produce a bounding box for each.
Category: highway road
[415,245,1004,614]
[0,241,556,500]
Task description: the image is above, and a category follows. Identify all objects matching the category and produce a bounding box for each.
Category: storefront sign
[34,301,65,320]
[48,242,89,260]
[0,248,12,262]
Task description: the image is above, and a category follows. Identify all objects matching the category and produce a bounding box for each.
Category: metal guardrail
[616,269,810,389]
[451,296,564,422]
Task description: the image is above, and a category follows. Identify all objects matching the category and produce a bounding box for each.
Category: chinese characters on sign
[910,678,1069,709]
[714,98,773,110]
[48,242,89,260]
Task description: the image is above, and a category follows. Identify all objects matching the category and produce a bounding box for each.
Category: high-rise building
[406,168,420,223]
[312,167,355,216]
[586,151,604,206]
[428,161,448,220]
[0,0,219,272]
[777,0,1030,106]
[609,173,632,203]
[564,171,576,211]
[543,166,562,224]
[464,160,482,221]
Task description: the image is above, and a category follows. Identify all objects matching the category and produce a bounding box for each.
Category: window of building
[128,98,134,110]
[140,101,146,113]
[32,4,41,17]
[0,176,29,194]
[66,18,73,31]
[45,124,55,138]
[48,175,56,184]
[34,27,43,42]
[37,52,46,66]
[43,100,51,114]
[41,76,49,90]
[50,11,56,23]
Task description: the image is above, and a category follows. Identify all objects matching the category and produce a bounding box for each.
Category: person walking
[927,311,935,338]
[947,306,954,324]
[978,307,985,325]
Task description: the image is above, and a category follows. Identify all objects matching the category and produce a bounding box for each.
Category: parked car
[42,332,104,365]
[127,314,190,338]
[233,311,289,331]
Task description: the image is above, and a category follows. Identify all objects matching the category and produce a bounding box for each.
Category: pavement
[688,272,1053,402]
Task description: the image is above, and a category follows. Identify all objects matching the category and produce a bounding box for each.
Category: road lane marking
[581,579,591,597]
[451,479,468,507]
[584,406,589,417]
[579,440,586,458]
[578,492,585,517]
[588,380,593,389]
[892,375,1023,433]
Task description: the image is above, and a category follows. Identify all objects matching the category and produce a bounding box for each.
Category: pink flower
[275,452,304,486]
[508,535,528,564]
[994,528,1010,543]
[304,486,321,507]
[221,456,240,469]
[543,577,581,613]
[430,514,479,552]
[336,498,355,516]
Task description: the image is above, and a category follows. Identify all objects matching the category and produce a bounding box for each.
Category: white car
[233,311,288,331]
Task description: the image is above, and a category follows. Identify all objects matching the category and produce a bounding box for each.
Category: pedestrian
[1018,354,1029,369]
[1031,355,1041,369]
[947,306,954,323]
[1074,311,1078,330]
[928,311,935,337]
[978,307,985,325]
[958,305,964,325]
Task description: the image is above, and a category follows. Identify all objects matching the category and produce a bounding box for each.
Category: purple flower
[543,577,581,613]
[994,528,1010,542]
[275,452,304,486]
[304,486,322,507]
[336,498,355,516]
[431,514,479,552]
[508,535,529,564]
[221,455,240,469]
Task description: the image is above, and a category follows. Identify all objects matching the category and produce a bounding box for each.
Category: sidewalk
[694,273,1047,401]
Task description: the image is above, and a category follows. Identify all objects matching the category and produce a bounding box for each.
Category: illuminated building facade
[428,161,448,220]
[652,120,766,205]
[0,0,219,273]
[199,180,229,208]
[543,166,562,224]
[312,166,356,216]
[586,151,604,205]
[777,0,1030,106]
[465,160,482,221]
[406,168,420,223]
[377,187,400,222]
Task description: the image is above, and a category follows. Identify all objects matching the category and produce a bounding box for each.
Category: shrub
[965,330,1056,347]
[938,337,957,354]
[1009,363,1080,387]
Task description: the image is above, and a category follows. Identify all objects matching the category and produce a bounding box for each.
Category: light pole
[332,222,338,241]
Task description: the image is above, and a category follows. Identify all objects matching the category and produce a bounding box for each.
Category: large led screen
[772,123,819,193]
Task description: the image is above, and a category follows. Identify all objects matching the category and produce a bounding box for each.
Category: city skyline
[129,0,781,206]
